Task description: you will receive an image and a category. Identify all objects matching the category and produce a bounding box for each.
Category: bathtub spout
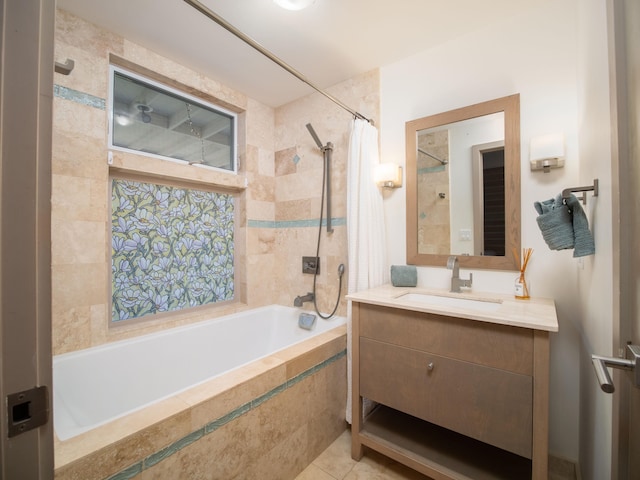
[294,292,314,307]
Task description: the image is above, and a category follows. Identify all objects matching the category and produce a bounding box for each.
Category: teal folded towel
[534,193,595,257]
[565,194,595,257]
[534,194,574,250]
[391,265,417,287]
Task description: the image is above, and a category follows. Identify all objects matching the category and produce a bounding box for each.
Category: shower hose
[312,144,344,320]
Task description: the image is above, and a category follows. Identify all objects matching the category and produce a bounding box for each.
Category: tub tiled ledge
[54,325,347,480]
[100,302,255,347]
[346,284,558,332]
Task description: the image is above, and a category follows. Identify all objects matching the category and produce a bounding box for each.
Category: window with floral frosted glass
[111,178,235,322]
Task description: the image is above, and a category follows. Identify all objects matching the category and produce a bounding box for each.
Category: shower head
[306,123,324,150]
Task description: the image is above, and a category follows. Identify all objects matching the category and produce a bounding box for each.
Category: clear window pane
[111,68,236,172]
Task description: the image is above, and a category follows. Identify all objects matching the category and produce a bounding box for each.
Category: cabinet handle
[427,362,434,371]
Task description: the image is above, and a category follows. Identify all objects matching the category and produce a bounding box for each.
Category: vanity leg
[351,430,364,460]
[351,302,364,460]
[532,330,550,479]
[351,393,364,460]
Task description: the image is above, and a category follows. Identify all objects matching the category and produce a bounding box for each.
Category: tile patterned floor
[295,429,577,480]
[294,430,430,480]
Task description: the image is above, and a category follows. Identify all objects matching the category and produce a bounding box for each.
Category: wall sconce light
[374,163,403,188]
[530,133,565,173]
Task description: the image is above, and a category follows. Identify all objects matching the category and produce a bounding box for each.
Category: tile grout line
[311,461,349,480]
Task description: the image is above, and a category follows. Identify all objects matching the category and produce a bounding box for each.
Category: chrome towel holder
[562,178,599,205]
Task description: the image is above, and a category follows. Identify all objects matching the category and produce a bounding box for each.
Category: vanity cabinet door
[360,337,533,459]
[359,303,533,375]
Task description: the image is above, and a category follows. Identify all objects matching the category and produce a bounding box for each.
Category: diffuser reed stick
[514,247,533,299]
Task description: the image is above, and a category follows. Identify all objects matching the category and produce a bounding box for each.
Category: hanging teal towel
[390,265,417,287]
[534,193,595,257]
[534,194,574,250]
[565,194,595,257]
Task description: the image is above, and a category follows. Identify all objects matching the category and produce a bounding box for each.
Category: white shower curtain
[346,118,388,424]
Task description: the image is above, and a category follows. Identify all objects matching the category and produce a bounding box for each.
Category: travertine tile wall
[52,8,380,354]
[416,130,450,255]
[274,71,380,315]
[52,9,272,354]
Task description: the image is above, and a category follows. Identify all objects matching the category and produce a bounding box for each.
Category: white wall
[447,115,504,255]
[379,0,585,463]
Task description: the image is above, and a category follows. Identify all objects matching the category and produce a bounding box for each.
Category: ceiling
[57,0,540,108]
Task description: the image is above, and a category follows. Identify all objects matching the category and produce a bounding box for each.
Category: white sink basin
[399,293,502,312]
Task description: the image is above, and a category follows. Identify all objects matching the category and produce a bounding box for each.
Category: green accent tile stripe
[251,383,287,409]
[248,219,277,228]
[106,462,142,480]
[108,348,346,480]
[144,428,204,469]
[418,165,446,175]
[205,401,251,434]
[248,217,346,229]
[54,84,106,110]
[286,350,346,387]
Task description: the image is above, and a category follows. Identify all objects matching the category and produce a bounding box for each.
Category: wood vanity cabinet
[351,301,552,480]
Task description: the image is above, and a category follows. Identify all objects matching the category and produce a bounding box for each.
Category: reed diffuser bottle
[515,248,533,300]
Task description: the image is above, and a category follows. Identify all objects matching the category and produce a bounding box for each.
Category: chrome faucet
[294,292,314,307]
[447,256,473,293]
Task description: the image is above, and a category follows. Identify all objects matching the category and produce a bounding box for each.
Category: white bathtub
[53,305,346,441]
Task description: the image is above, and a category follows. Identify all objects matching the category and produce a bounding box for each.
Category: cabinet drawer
[359,303,533,375]
[360,337,533,458]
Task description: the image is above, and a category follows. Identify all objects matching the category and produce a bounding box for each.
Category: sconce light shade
[374,163,403,188]
[530,133,565,173]
[273,0,315,10]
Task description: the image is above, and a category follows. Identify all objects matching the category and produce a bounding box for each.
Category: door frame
[608,0,639,478]
[471,140,505,256]
[0,0,55,477]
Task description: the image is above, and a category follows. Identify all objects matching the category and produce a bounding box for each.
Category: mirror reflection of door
[472,141,505,256]
[416,111,505,257]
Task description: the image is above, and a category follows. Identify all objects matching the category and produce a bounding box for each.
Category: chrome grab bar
[591,344,640,393]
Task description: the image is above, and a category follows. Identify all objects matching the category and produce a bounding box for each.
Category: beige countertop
[346,284,558,332]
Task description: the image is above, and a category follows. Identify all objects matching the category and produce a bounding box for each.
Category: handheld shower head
[306,123,324,150]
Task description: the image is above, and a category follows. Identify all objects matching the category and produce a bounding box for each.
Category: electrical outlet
[302,256,320,274]
[459,229,472,241]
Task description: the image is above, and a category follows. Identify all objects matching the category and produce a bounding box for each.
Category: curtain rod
[418,148,448,165]
[183,0,372,123]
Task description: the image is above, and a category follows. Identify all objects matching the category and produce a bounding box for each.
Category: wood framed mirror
[406,94,520,270]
